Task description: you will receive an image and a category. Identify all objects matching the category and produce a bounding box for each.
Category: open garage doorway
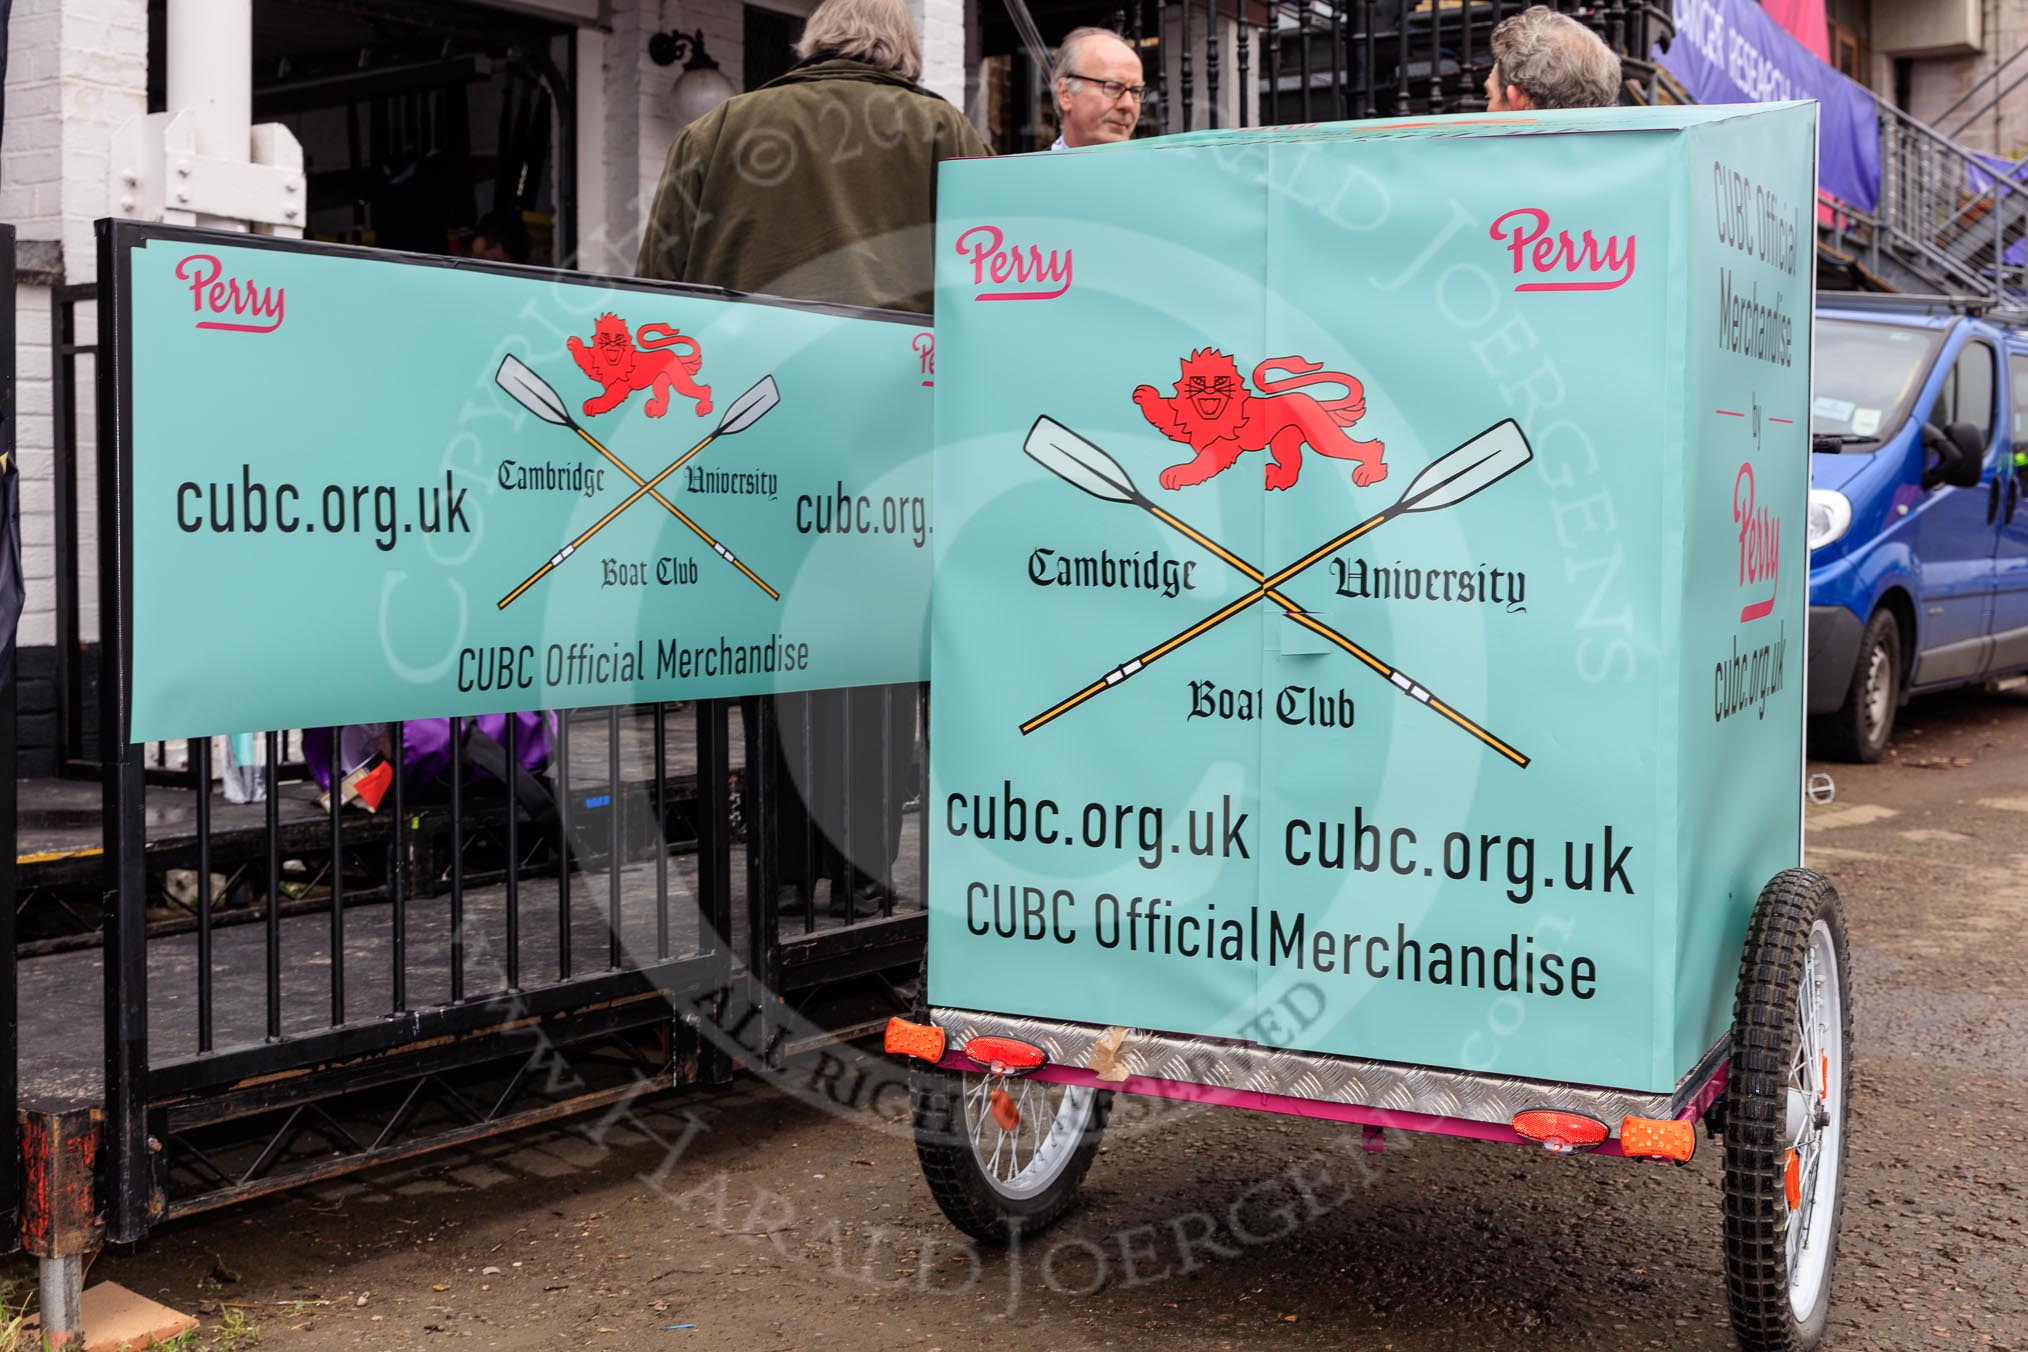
[147,0,577,264]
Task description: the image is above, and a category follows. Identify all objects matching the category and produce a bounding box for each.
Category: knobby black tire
[906,960,1112,1245]
[1722,869,1853,1352]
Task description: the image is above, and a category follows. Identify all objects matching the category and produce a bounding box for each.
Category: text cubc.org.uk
[945,780,1632,1002]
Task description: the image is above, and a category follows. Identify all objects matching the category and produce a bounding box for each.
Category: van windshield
[1811,318,1945,449]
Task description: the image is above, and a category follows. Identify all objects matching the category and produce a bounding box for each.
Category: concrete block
[14,279,54,312]
[5,148,62,185]
[8,11,59,56]
[19,610,57,648]
[15,377,53,418]
[5,81,62,122]
[1,109,61,159]
[15,412,54,451]
[1875,0,1981,56]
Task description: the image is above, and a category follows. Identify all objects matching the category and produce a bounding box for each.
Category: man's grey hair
[1490,6,1622,109]
[796,0,925,84]
[1054,25,1132,87]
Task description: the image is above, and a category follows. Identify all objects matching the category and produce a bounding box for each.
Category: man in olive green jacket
[637,25,989,311]
[638,0,987,917]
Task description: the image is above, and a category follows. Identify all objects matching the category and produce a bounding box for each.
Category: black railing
[1812,77,2028,303]
[81,687,925,1239]
[49,282,94,774]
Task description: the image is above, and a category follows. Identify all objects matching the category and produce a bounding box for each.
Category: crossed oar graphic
[495,356,782,609]
[1020,417,1532,767]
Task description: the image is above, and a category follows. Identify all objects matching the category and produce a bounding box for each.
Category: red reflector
[962,1036,1046,1072]
[1511,1109,1609,1154]
[882,1017,946,1064]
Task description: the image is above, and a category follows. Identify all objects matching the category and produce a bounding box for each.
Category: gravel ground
[71,686,2028,1351]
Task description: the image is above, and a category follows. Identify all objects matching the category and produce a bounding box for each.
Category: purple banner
[1968,152,2028,196]
[1661,0,1879,213]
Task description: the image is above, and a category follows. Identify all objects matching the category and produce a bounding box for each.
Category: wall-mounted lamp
[649,29,736,124]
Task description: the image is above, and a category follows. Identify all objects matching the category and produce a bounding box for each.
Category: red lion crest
[1133,349,1386,491]
[567,313,712,419]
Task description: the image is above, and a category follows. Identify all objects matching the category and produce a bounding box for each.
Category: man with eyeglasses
[1050,27,1146,149]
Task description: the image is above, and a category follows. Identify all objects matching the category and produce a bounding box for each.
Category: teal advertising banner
[117,225,934,742]
[929,104,1815,1094]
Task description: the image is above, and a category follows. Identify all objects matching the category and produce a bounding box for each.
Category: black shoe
[828,887,882,920]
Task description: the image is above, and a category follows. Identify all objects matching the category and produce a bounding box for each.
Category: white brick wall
[588,0,766,272]
[5,0,144,653]
[912,0,967,109]
[0,0,150,279]
[11,282,55,651]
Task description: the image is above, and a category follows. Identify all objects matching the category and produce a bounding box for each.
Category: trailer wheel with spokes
[1722,869,1853,1352]
[910,1063,1112,1245]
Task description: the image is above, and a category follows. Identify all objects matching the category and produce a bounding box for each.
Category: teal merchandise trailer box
[928,103,1816,1099]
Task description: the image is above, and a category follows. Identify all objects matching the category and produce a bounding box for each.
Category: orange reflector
[1510,1110,1609,1154]
[1820,1051,1829,1101]
[988,1088,1021,1133]
[1619,1116,1696,1163]
[1785,1149,1802,1209]
[962,1036,1046,1072]
[882,1017,946,1064]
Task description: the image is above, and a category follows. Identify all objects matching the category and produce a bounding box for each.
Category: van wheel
[1819,609,1899,763]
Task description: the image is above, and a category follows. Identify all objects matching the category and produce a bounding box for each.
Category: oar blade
[496,355,573,426]
[1400,420,1532,514]
[1023,417,1140,504]
[714,375,781,437]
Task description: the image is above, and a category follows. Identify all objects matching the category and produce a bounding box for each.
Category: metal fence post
[96,222,153,1244]
[1,222,21,1251]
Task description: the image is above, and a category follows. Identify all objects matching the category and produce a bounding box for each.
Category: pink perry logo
[913,331,934,386]
[1489,207,1635,292]
[955,225,1072,302]
[1734,461,1779,622]
[175,253,285,333]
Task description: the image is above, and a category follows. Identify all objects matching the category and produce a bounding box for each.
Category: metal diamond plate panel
[931,1007,1725,1130]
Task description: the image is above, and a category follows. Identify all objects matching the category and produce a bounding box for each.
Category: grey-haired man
[1051,27,1145,148]
[1484,6,1622,111]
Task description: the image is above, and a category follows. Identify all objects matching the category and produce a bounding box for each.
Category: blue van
[1808,296,2028,761]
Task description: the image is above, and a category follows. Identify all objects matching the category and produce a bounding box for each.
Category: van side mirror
[1944,421,1986,488]
[1923,421,1985,490]
[1938,425,1987,484]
